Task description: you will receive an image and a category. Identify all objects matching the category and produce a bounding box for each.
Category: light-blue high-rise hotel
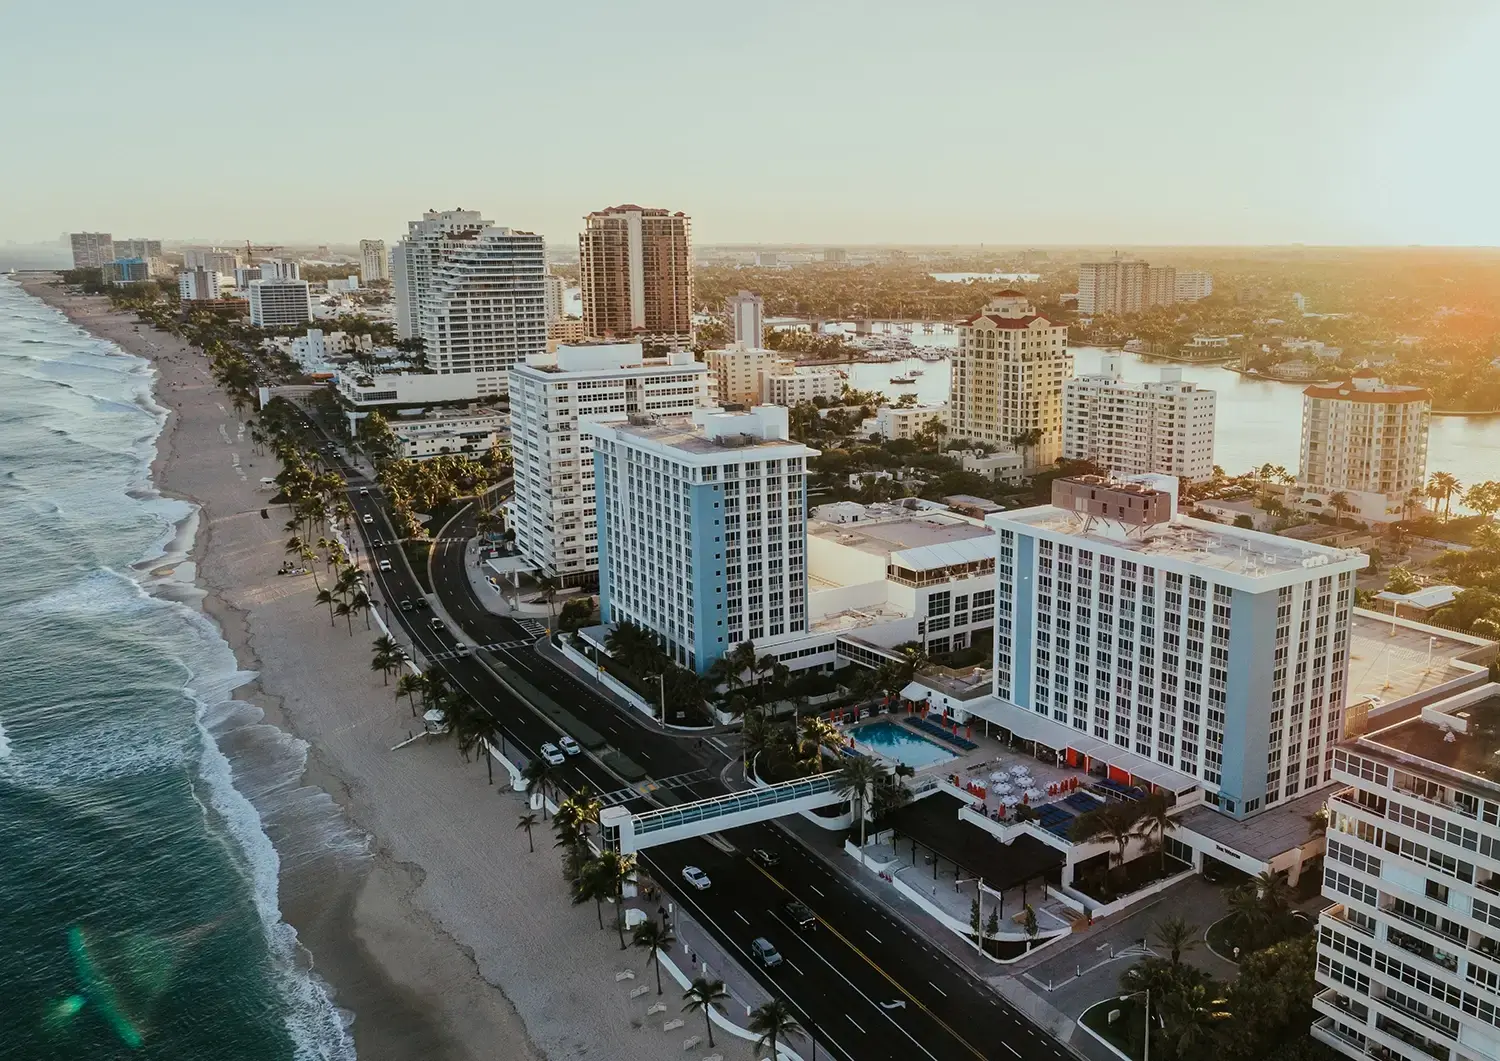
[939,474,1367,820]
[590,406,818,674]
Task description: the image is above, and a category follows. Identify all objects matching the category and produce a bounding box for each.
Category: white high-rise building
[592,405,817,672]
[249,278,313,327]
[359,239,389,284]
[1175,271,1213,302]
[178,267,224,302]
[391,209,545,397]
[1063,358,1218,482]
[1313,686,1500,1061]
[1298,372,1431,524]
[507,343,711,586]
[706,344,781,407]
[70,232,114,269]
[726,290,764,347]
[258,258,301,281]
[183,248,240,274]
[543,270,567,322]
[950,291,1071,469]
[987,474,1366,817]
[392,209,490,340]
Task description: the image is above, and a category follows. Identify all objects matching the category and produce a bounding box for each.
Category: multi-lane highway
[296,414,1071,1061]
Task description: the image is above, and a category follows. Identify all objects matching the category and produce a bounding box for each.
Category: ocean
[0,279,362,1061]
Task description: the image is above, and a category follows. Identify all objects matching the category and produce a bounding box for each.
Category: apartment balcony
[1370,1011,1452,1060]
[1380,903,1468,949]
[1386,925,1460,974]
[1312,1016,1370,1055]
[1374,994,1460,1044]
[1322,904,1376,938]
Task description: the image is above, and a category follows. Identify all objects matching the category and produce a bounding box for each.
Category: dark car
[784,901,816,931]
[751,849,780,868]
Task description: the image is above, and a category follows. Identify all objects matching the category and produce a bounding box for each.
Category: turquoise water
[854,720,957,769]
[0,280,359,1060]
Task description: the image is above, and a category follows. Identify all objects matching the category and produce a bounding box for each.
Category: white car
[558,736,581,756]
[681,866,711,891]
[540,743,566,766]
[361,514,374,524]
[377,559,392,571]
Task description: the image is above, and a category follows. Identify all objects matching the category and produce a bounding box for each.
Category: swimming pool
[854,720,958,770]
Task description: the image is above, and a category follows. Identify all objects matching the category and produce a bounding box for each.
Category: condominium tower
[70,232,114,269]
[112,238,162,262]
[359,239,389,284]
[1175,271,1214,302]
[988,475,1365,817]
[726,290,764,347]
[1298,372,1431,524]
[392,208,547,397]
[592,405,816,672]
[578,205,693,350]
[177,267,223,302]
[1313,686,1500,1061]
[1063,358,1218,482]
[1077,259,1177,315]
[248,278,313,327]
[950,291,1071,469]
[707,345,780,407]
[508,343,711,587]
[543,271,567,323]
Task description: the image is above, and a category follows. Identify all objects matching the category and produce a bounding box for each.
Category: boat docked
[890,376,917,385]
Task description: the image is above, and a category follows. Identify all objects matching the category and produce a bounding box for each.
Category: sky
[4,0,1499,248]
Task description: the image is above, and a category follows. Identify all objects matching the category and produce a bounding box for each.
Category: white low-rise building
[761,362,844,406]
[807,500,997,660]
[388,406,508,460]
[960,448,1026,484]
[335,370,484,408]
[867,403,948,441]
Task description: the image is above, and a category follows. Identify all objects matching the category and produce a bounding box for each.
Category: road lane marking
[866,930,881,943]
[929,982,947,997]
[786,959,804,976]
[845,1015,865,1034]
[746,861,982,1060]
[1004,1045,1020,1058]
[809,885,824,897]
[734,911,749,925]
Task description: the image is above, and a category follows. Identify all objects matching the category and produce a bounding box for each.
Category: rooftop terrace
[809,510,992,558]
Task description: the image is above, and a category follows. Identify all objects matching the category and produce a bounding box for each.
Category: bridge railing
[632,774,844,836]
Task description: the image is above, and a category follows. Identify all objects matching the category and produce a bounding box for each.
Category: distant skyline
[4,1,1498,248]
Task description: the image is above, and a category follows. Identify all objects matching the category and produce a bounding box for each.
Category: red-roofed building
[1297,374,1431,523]
[951,293,1071,468]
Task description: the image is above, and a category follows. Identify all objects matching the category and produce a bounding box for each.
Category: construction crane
[244,242,283,266]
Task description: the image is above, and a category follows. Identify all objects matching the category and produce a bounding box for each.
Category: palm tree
[838,755,889,865]
[1070,804,1137,898]
[681,977,728,1049]
[350,588,374,630]
[536,573,559,628]
[748,998,803,1059]
[591,850,638,950]
[457,710,504,783]
[1153,915,1200,965]
[521,756,558,817]
[370,635,405,685]
[1327,490,1351,521]
[554,785,603,840]
[313,588,338,625]
[516,811,538,852]
[1134,793,1177,873]
[571,854,612,928]
[333,600,354,633]
[632,920,676,995]
[395,672,423,717]
[1429,471,1462,519]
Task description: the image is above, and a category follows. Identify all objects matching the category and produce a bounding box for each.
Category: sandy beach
[16,277,756,1061]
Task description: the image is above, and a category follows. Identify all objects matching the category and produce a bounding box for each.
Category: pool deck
[848,717,962,771]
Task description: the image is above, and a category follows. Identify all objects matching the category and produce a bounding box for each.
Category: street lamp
[1119,988,1152,1061]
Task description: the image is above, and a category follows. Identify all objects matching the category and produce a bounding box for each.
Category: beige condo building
[950,292,1071,469]
[579,205,693,350]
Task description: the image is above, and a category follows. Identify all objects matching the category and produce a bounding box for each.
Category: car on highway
[751,937,783,968]
[681,866,711,891]
[430,617,445,631]
[414,597,431,610]
[784,901,816,931]
[359,488,369,496]
[751,848,780,868]
[558,736,581,756]
[452,643,469,656]
[399,599,413,612]
[378,559,392,571]
[539,743,566,766]
[361,514,374,524]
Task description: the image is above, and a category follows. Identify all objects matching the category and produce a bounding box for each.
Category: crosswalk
[599,768,715,807]
[426,638,534,663]
[513,618,548,637]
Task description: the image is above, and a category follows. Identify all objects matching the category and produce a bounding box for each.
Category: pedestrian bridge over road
[600,774,848,853]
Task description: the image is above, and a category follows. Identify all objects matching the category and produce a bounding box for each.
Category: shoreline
[15,275,758,1061]
[14,277,542,1061]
